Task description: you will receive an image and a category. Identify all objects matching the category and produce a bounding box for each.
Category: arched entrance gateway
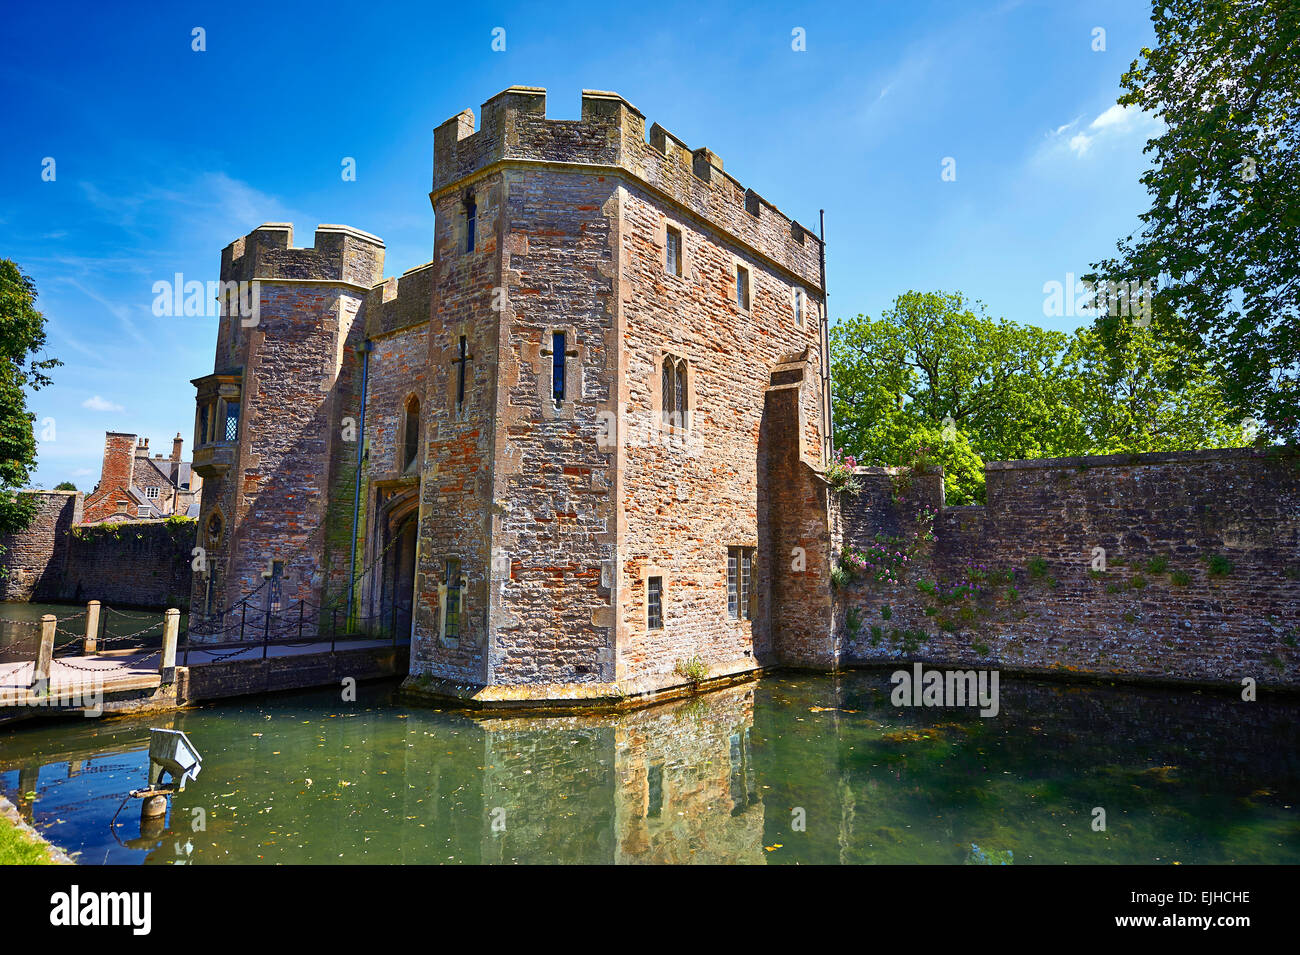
[370,485,419,642]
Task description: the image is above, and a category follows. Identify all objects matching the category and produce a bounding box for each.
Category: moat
[2,671,1296,864]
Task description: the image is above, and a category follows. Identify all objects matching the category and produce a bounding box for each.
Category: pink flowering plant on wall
[825,448,861,494]
[838,537,913,585]
[832,504,938,589]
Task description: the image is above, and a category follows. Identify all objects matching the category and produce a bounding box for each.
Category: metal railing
[180,594,409,665]
[0,601,180,689]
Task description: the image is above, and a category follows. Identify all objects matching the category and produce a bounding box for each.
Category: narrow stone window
[647,575,663,630]
[728,546,754,620]
[465,198,476,253]
[552,331,566,405]
[267,559,284,611]
[444,558,462,639]
[454,335,470,410]
[665,226,682,276]
[794,288,805,327]
[661,357,673,424]
[661,355,689,428]
[197,404,209,448]
[224,401,240,442]
[735,264,750,310]
[674,361,686,424]
[402,396,420,472]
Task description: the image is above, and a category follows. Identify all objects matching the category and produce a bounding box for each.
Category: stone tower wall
[406,177,505,684]
[193,224,385,624]
[427,87,831,698]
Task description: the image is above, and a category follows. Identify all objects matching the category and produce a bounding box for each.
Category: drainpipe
[818,210,833,461]
[346,340,371,626]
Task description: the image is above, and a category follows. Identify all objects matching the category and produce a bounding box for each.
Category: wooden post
[83,600,100,654]
[32,614,55,688]
[160,608,179,683]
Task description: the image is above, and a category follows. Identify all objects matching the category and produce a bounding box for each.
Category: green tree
[1058,326,1241,453]
[1091,0,1300,441]
[831,290,1242,502]
[830,291,1069,474]
[0,260,60,536]
[895,424,987,506]
[53,481,77,491]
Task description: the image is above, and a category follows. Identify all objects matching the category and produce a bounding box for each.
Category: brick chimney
[172,432,184,462]
[135,436,150,457]
[99,432,136,493]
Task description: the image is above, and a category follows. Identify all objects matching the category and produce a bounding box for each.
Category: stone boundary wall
[60,519,196,609]
[0,491,81,602]
[0,495,195,609]
[832,448,1300,688]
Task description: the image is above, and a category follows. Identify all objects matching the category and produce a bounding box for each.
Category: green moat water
[1,671,1297,864]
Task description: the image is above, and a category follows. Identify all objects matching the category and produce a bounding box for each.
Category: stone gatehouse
[188,85,1298,706]
[190,87,837,706]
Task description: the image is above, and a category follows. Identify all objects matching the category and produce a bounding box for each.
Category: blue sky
[1,0,1161,487]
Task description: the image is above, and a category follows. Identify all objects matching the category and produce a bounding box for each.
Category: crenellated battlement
[432,87,823,289]
[362,261,435,339]
[220,223,386,289]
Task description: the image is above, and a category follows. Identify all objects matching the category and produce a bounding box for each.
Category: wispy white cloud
[82,395,124,412]
[1045,103,1163,158]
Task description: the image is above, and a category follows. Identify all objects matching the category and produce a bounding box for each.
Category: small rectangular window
[727,549,738,618]
[145,486,160,499]
[465,199,476,253]
[197,404,209,447]
[728,547,754,620]
[647,576,663,630]
[444,559,462,638]
[224,402,240,442]
[736,265,750,310]
[552,331,566,404]
[741,549,753,619]
[794,289,805,326]
[665,226,682,276]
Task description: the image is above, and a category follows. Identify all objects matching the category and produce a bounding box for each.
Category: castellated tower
[191,87,834,707]
[413,87,833,703]
[190,223,385,622]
